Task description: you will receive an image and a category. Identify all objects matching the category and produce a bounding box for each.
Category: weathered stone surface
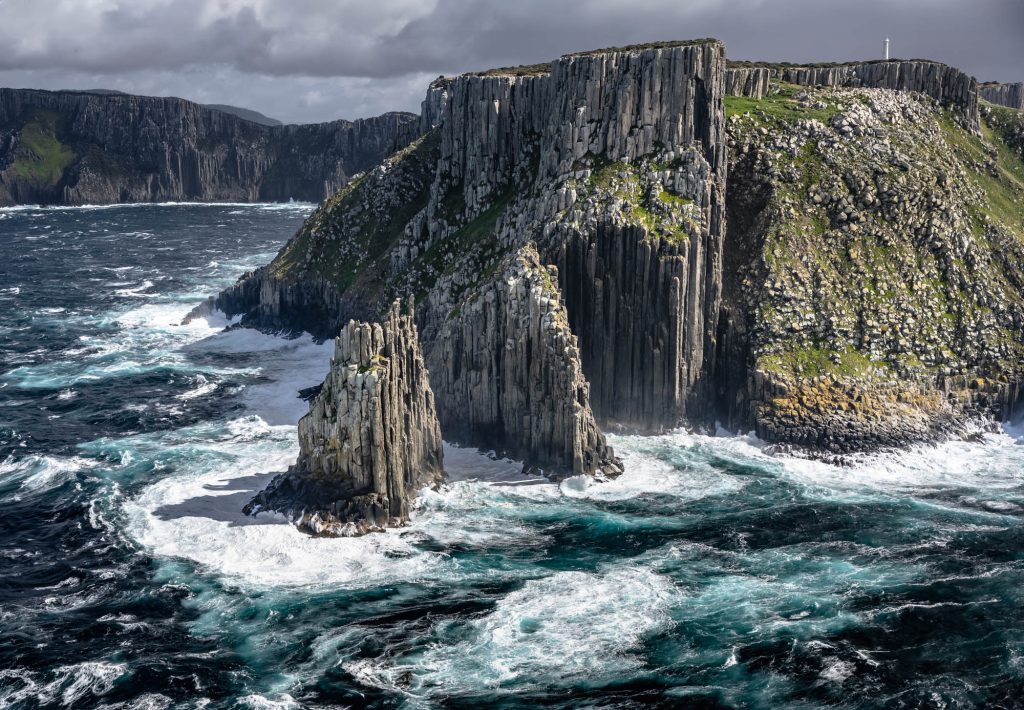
[719,83,1024,452]
[0,88,421,206]
[981,82,1024,110]
[423,245,622,479]
[244,300,444,535]
[204,40,1024,460]
[726,60,979,130]
[726,67,772,99]
[214,40,728,463]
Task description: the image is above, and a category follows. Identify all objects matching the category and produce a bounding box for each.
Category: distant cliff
[981,82,1024,110]
[726,60,980,130]
[0,88,421,206]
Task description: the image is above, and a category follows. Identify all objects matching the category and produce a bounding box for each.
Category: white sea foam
[5,662,130,707]
[348,566,681,693]
[0,454,91,494]
[192,328,332,425]
[121,417,450,589]
[0,202,314,212]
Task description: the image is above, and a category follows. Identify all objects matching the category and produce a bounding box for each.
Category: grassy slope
[8,110,77,186]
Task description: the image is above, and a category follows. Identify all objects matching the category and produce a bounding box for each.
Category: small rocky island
[244,301,444,534]
[217,39,1024,535]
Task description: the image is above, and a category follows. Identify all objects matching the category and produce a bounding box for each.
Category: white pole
[884,37,890,60]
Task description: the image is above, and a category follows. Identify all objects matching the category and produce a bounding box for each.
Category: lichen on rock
[244,300,444,536]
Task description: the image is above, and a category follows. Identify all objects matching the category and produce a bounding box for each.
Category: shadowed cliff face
[215,39,727,478]
[0,89,421,206]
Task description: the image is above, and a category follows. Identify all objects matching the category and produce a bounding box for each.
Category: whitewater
[0,203,1022,709]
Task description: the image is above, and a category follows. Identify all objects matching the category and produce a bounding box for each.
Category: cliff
[244,301,444,535]
[981,82,1024,110]
[0,88,421,206]
[719,82,1024,451]
[726,60,979,130]
[217,39,727,480]
[205,39,1024,520]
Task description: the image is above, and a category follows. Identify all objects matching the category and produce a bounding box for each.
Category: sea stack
[244,300,444,536]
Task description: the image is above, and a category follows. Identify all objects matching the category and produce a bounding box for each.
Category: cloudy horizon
[0,0,1021,125]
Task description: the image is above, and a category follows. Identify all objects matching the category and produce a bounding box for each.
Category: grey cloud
[0,0,1020,123]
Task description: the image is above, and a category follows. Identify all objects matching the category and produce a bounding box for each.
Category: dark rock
[0,88,421,206]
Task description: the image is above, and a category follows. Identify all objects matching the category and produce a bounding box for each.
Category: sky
[0,0,1021,125]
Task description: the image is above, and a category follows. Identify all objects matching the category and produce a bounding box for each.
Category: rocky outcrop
[719,81,1024,451]
[725,60,979,130]
[217,40,728,459]
[244,301,443,535]
[981,82,1024,110]
[0,88,421,206]
[206,39,1024,465]
[423,245,621,479]
[726,67,772,99]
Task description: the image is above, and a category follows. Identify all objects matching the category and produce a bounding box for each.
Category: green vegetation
[473,63,551,78]
[759,344,879,378]
[419,189,514,282]
[725,84,838,124]
[939,112,1024,238]
[272,131,440,287]
[9,110,76,186]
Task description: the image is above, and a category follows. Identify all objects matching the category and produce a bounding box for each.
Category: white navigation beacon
[884,37,890,60]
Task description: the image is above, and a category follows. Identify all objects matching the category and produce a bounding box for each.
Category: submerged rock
[244,300,444,536]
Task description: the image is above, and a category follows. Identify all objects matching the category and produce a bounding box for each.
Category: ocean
[0,203,1022,709]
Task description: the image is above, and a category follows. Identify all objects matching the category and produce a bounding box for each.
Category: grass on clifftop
[9,110,76,186]
[725,84,838,124]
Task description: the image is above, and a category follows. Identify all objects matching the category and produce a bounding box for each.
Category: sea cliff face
[0,88,420,205]
[726,60,980,130]
[719,84,1024,451]
[981,82,1024,110]
[212,38,1024,531]
[219,41,727,480]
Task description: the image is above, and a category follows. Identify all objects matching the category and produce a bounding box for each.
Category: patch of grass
[725,84,838,124]
[940,113,1024,237]
[759,344,879,378]
[472,63,551,77]
[9,110,76,186]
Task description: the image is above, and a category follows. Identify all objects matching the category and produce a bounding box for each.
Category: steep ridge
[244,301,444,535]
[0,88,420,205]
[981,82,1024,110]
[209,39,1024,513]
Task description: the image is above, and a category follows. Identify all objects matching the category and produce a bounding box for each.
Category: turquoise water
[1,204,1023,709]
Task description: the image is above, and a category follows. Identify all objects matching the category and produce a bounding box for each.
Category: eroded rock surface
[244,301,443,535]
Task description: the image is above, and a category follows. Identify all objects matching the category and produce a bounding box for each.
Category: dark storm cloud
[0,0,1020,123]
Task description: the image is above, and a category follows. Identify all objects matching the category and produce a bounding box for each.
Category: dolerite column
[244,300,444,536]
[425,244,623,480]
